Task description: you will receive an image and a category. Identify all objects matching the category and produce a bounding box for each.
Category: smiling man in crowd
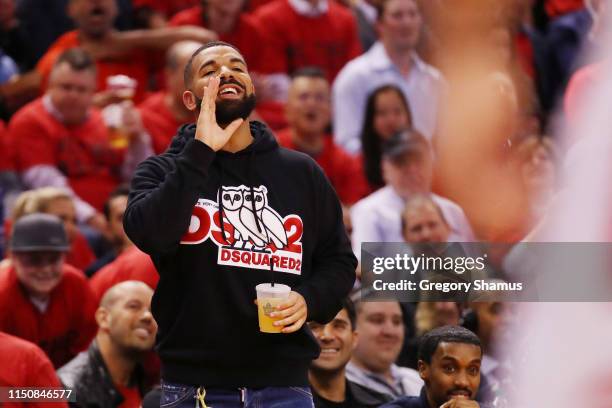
[382,325,489,408]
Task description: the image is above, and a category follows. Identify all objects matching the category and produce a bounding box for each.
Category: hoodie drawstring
[248,150,263,233]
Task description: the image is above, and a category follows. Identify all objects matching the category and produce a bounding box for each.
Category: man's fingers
[271,302,302,319]
[274,308,306,327]
[281,317,306,333]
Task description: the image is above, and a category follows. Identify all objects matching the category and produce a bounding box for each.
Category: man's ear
[418,359,429,383]
[183,90,198,112]
[351,330,359,351]
[95,307,111,330]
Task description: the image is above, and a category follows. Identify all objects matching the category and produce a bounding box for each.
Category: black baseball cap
[382,129,431,164]
[10,213,70,252]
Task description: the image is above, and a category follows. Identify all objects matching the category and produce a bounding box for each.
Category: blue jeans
[160,382,314,408]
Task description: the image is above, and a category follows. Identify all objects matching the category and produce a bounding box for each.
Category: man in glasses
[0,213,97,367]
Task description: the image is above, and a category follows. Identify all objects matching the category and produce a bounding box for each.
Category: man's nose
[453,370,470,389]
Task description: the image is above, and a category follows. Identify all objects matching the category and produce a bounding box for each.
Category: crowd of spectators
[0,0,606,406]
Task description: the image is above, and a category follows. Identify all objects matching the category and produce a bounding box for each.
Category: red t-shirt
[138,91,184,154]
[254,0,362,81]
[115,383,142,408]
[36,31,151,102]
[0,332,68,408]
[169,6,274,74]
[0,120,15,171]
[90,245,159,303]
[9,98,124,211]
[0,264,97,368]
[276,128,368,205]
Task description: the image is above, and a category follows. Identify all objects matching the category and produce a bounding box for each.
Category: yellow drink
[255,283,291,334]
[258,297,284,333]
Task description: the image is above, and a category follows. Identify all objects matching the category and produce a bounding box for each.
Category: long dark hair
[361,85,412,189]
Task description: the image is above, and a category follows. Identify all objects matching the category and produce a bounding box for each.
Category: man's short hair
[291,66,327,81]
[376,0,419,21]
[401,194,448,232]
[183,41,243,88]
[382,129,430,165]
[103,184,130,220]
[418,325,482,364]
[52,48,96,72]
[342,297,356,329]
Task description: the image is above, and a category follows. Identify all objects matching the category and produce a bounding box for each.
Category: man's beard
[195,93,257,127]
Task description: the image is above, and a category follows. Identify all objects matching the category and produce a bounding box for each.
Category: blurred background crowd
[0,0,608,406]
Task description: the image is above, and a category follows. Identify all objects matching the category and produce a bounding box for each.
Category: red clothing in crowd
[90,245,159,303]
[254,0,362,81]
[0,120,14,171]
[138,92,183,154]
[115,383,142,408]
[545,0,584,18]
[0,332,68,408]
[36,31,152,102]
[0,264,97,368]
[132,0,199,18]
[10,98,124,211]
[169,6,275,74]
[276,128,368,205]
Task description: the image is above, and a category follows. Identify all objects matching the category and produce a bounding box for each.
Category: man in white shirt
[351,130,474,261]
[346,300,422,398]
[333,0,443,154]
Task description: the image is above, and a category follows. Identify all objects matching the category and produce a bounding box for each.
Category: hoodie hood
[166,120,279,157]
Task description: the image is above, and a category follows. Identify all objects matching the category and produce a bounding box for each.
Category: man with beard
[123,41,356,406]
[308,298,393,407]
[58,281,158,408]
[381,326,489,408]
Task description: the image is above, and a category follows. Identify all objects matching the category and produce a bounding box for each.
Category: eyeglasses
[14,251,64,267]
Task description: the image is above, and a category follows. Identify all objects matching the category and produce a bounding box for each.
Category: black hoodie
[124,121,357,387]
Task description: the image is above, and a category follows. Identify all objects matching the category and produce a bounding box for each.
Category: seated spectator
[333,0,443,154]
[90,245,158,304]
[361,85,413,191]
[276,67,368,205]
[0,0,217,109]
[351,131,474,260]
[58,281,157,408]
[308,298,393,407]
[0,331,68,408]
[254,0,361,89]
[139,41,202,154]
[0,213,97,367]
[381,325,490,408]
[86,185,134,276]
[9,49,153,235]
[11,188,96,271]
[346,300,422,399]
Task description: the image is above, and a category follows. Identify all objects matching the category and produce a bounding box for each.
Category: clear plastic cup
[256,283,291,333]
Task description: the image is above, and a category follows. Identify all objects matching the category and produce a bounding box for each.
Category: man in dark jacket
[308,298,393,408]
[57,281,157,408]
[382,326,491,408]
[123,41,357,407]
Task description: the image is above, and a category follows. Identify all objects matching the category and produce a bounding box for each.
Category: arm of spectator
[349,200,381,262]
[0,70,42,111]
[121,101,154,180]
[332,69,366,155]
[294,165,357,323]
[113,26,218,51]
